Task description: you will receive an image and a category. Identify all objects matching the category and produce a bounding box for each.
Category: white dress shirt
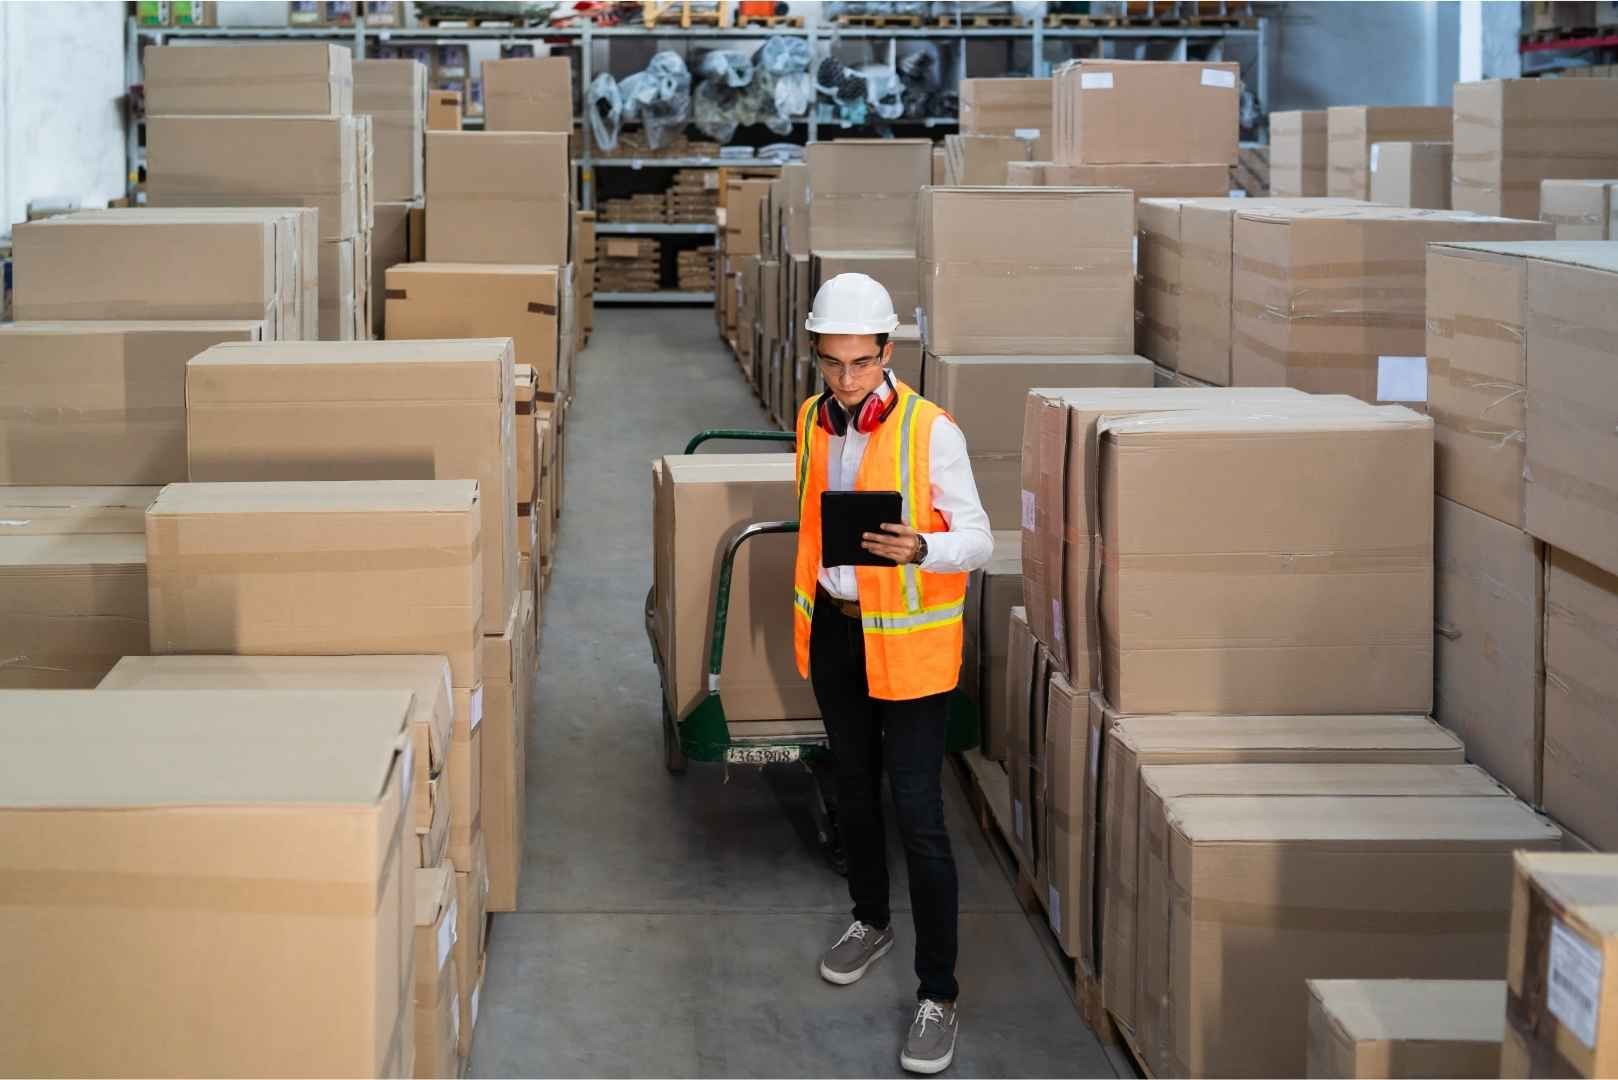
[817,380,995,601]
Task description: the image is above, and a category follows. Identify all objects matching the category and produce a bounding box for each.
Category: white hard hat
[804,272,899,335]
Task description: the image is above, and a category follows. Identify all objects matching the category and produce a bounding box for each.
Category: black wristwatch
[913,534,929,565]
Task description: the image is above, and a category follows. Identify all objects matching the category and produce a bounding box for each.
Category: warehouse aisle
[469,308,1117,1079]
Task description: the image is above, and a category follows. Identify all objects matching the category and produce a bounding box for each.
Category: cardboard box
[1368,140,1453,209]
[1231,205,1552,401]
[919,187,1135,356]
[806,140,932,252]
[1100,406,1434,714]
[961,532,1022,761]
[944,133,1038,186]
[355,59,427,203]
[1453,78,1618,220]
[447,715,481,871]
[318,238,358,340]
[413,868,460,1075]
[1506,851,1618,1079]
[516,364,538,503]
[1327,106,1451,200]
[1004,606,1049,873]
[1042,669,1087,956]
[1006,160,1045,185]
[148,115,361,242]
[959,77,1051,136]
[386,263,560,395]
[428,90,463,131]
[481,592,533,912]
[372,201,413,340]
[1164,795,1557,1078]
[888,323,921,390]
[779,162,810,256]
[452,834,489,1051]
[418,774,450,869]
[1540,178,1618,241]
[651,454,820,731]
[1269,109,1328,196]
[0,321,263,484]
[811,249,918,327]
[144,42,352,115]
[1053,60,1239,166]
[483,57,572,133]
[145,480,484,687]
[723,178,773,256]
[185,338,516,623]
[0,488,153,688]
[1038,162,1230,200]
[0,688,414,1078]
[1135,762,1504,1068]
[1305,979,1506,1080]
[426,132,570,265]
[1544,550,1618,852]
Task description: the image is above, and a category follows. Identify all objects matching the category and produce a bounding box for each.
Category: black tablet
[821,490,904,567]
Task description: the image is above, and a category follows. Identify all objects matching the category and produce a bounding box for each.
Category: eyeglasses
[817,355,883,379]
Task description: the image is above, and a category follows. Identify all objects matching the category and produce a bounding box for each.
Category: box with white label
[1053,60,1239,166]
[1506,851,1618,1079]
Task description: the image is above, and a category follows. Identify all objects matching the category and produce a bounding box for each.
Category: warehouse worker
[793,273,993,1075]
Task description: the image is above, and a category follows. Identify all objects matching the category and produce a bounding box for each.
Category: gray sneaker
[900,999,958,1075]
[818,920,895,985]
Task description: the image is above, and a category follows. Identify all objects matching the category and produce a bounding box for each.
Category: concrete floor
[468,307,1119,1079]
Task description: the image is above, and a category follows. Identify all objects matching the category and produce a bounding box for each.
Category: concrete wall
[1267,1,1462,111]
[0,2,128,240]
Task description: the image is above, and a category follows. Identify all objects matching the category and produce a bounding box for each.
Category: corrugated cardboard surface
[355,59,426,203]
[1434,496,1544,805]
[1040,162,1229,200]
[1099,407,1434,715]
[428,91,463,132]
[1305,979,1506,1080]
[0,485,156,535]
[0,688,412,1078]
[148,115,361,242]
[919,187,1135,356]
[1054,60,1239,166]
[811,249,919,327]
[1368,141,1453,209]
[1042,669,1087,958]
[724,179,772,256]
[1165,795,1557,1078]
[1005,607,1048,874]
[959,77,1051,136]
[1544,549,1618,852]
[888,324,921,391]
[0,321,263,485]
[371,201,413,340]
[1327,105,1451,200]
[806,140,932,252]
[1453,78,1618,220]
[927,354,1153,456]
[427,132,570,265]
[1539,178,1618,240]
[319,238,359,340]
[944,133,1038,186]
[1230,205,1552,402]
[483,57,573,133]
[961,532,1022,762]
[185,338,517,624]
[482,592,532,912]
[1270,109,1328,196]
[144,479,484,687]
[385,262,560,394]
[144,42,352,116]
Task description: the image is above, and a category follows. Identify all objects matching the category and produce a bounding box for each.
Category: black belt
[817,585,861,621]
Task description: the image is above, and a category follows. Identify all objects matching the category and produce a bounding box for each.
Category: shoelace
[837,921,873,947]
[914,999,947,1034]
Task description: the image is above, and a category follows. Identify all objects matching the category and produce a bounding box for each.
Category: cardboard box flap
[0,488,160,535]
[1167,794,1558,845]
[662,455,795,484]
[414,863,456,927]
[0,319,266,336]
[514,365,537,405]
[1100,404,1429,440]
[1515,851,1618,935]
[148,479,479,518]
[187,338,513,403]
[0,533,146,570]
[1307,979,1507,1044]
[0,689,410,808]
[1112,712,1462,756]
[481,593,522,688]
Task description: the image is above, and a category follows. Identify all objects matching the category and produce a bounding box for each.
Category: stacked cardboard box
[1008,160,1229,199]
[944,133,1039,185]
[888,323,922,390]
[596,236,662,293]
[429,89,463,131]
[962,533,1023,761]
[1453,78,1618,220]
[806,140,931,253]
[811,250,919,329]
[1270,109,1328,196]
[577,209,596,343]
[356,59,428,341]
[515,364,540,590]
[426,131,571,266]
[599,194,669,224]
[677,246,717,292]
[1540,178,1618,240]
[483,57,572,134]
[1369,141,1453,209]
[718,175,775,353]
[959,77,1052,146]
[0,689,417,1077]
[777,163,814,412]
[753,199,785,419]
[1327,106,1451,200]
[413,865,461,1076]
[385,263,563,398]
[1305,979,1506,1079]
[668,168,720,222]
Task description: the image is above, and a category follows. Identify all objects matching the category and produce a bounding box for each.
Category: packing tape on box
[1165,881,1512,935]
[1428,404,1525,450]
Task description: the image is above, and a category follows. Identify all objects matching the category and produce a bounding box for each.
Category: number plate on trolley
[724,745,802,766]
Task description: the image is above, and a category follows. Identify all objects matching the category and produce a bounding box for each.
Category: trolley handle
[684,429,796,455]
[708,520,800,693]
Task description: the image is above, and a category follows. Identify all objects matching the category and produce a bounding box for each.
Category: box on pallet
[1269,109,1327,196]
[1053,60,1239,166]
[1453,78,1618,220]
[143,42,352,115]
[355,59,427,203]
[427,132,570,265]
[1326,106,1451,200]
[1306,979,1506,1080]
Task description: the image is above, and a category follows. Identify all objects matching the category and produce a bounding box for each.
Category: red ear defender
[815,372,900,437]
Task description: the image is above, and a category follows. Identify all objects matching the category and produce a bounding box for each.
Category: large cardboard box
[447,707,481,871]
[148,115,362,242]
[1039,162,1229,200]
[0,688,413,1078]
[452,833,489,1056]
[651,454,820,730]
[944,133,1039,185]
[1135,762,1502,1069]
[481,592,533,912]
[926,353,1153,528]
[1164,795,1557,1078]
[723,178,773,256]
[1505,852,1618,1079]
[1544,550,1618,852]
[1305,980,1506,1080]
[811,249,918,326]
[1099,406,1434,714]
[1231,205,1552,402]
[97,653,456,835]
[1540,178,1618,240]
[319,238,358,340]
[1005,606,1050,874]
[385,263,560,395]
[1053,60,1239,166]
[144,42,352,116]
[1327,106,1451,200]
[959,77,1051,136]
[1453,78,1618,220]
[185,338,516,624]
[1269,109,1328,196]
[413,868,461,1078]
[0,321,263,484]
[0,487,154,688]
[1369,140,1452,209]
[428,90,463,132]
[426,132,570,265]
[806,140,932,252]
[145,480,484,687]
[919,187,1134,356]
[961,532,1022,762]
[355,59,427,203]
[483,57,572,133]
[1042,670,1087,957]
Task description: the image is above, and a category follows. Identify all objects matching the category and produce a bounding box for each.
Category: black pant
[810,588,959,1003]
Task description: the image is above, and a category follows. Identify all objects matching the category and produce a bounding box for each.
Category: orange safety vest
[793,380,968,701]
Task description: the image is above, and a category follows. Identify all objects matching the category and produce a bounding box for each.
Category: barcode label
[1548,920,1603,1048]
[1080,72,1114,90]
[1377,355,1427,403]
[1021,490,1037,531]
[1201,68,1236,89]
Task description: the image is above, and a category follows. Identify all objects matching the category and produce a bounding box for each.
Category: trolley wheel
[662,696,688,775]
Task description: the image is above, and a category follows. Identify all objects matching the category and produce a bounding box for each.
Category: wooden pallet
[419,15,525,27]
[938,13,1025,27]
[836,13,923,28]
[736,13,802,27]
[1047,13,1119,27]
